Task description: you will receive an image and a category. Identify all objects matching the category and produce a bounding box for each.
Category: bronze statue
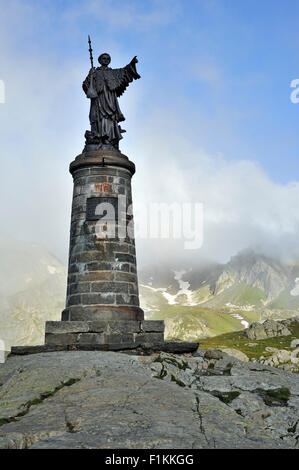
[83,36,140,152]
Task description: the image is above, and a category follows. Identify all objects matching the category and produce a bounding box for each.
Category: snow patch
[290,277,299,296]
[225,302,255,312]
[162,270,198,306]
[162,292,177,305]
[230,312,249,329]
[140,271,198,306]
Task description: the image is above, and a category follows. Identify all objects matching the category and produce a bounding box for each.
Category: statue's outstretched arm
[104,59,141,97]
[125,56,141,80]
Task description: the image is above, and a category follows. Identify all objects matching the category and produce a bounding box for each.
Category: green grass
[203,283,267,308]
[150,304,260,341]
[258,388,291,406]
[198,319,299,361]
[211,391,240,404]
[151,306,244,338]
[269,289,299,309]
[240,310,260,323]
[267,387,290,401]
[192,286,213,304]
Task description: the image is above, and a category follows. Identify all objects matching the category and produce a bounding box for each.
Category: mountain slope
[0,237,66,349]
[139,250,299,340]
[1,238,299,347]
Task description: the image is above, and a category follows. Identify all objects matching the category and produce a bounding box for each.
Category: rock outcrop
[0,350,298,449]
[246,319,292,340]
[259,347,299,372]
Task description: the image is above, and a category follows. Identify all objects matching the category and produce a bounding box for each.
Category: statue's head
[98,53,111,66]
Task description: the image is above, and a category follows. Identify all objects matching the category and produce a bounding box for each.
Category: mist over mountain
[1,237,299,348]
[139,248,299,340]
[0,237,66,349]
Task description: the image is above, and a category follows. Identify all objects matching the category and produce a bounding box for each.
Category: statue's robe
[83,62,140,147]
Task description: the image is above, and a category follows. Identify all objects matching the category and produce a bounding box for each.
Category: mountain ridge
[1,238,299,347]
[139,249,299,340]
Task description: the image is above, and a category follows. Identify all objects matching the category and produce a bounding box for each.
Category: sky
[1,0,299,267]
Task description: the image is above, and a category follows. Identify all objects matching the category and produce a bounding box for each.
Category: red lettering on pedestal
[94,183,111,192]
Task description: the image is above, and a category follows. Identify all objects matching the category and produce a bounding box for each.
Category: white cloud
[1,0,299,270]
[129,108,299,266]
[62,0,180,31]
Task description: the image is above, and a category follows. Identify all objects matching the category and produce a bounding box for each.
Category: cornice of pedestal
[70,149,136,176]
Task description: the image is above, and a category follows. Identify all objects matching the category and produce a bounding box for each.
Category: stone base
[10,342,199,356]
[9,319,200,357]
[45,320,164,347]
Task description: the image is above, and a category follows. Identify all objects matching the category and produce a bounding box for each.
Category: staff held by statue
[86,35,101,135]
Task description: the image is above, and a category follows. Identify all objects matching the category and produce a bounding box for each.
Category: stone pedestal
[45,149,165,347]
[9,147,199,355]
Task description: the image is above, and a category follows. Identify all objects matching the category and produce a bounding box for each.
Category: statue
[82,36,140,152]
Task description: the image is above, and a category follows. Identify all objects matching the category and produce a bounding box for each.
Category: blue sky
[1,0,299,264]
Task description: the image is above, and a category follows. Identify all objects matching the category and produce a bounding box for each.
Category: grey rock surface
[0,350,298,449]
[259,348,299,373]
[218,348,249,362]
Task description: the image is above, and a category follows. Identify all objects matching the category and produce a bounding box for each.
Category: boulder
[290,339,299,349]
[219,348,249,363]
[203,349,223,360]
[291,348,299,365]
[246,320,292,340]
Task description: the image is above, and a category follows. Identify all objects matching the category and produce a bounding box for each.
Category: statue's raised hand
[131,56,138,65]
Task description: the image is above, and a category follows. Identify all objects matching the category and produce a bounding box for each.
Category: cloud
[128,106,299,266]
[62,0,180,31]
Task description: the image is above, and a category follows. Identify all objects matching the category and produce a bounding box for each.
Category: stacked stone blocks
[44,150,166,347]
[45,320,165,347]
[62,151,143,323]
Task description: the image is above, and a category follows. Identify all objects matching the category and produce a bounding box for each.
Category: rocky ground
[199,318,299,373]
[0,349,298,449]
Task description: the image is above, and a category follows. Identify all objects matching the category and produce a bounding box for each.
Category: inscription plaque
[86,197,118,221]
